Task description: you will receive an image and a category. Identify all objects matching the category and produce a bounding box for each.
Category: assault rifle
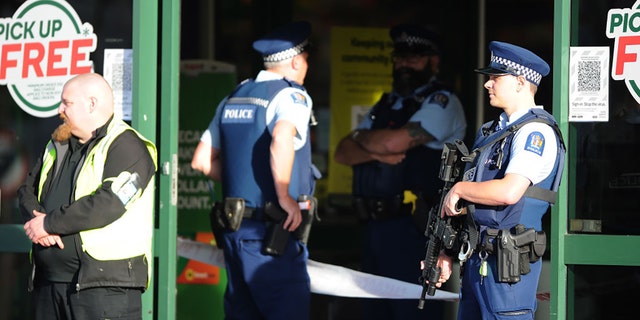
[418,140,471,309]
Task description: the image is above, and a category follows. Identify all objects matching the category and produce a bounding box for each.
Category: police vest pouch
[529,230,546,263]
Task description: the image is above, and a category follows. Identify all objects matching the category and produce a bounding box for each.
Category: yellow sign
[327,26,394,195]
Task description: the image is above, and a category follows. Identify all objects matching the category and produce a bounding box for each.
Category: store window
[0,1,132,319]
[573,0,640,236]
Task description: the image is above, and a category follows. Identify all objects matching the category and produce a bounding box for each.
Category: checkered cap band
[395,35,438,52]
[491,54,543,85]
[263,39,308,62]
[398,35,432,46]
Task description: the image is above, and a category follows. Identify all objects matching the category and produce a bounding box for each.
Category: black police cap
[253,21,312,62]
[389,23,441,55]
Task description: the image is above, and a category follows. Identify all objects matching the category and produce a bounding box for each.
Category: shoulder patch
[524,131,545,156]
[428,93,449,108]
[290,92,308,106]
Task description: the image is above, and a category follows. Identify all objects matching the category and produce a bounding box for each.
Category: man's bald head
[65,73,115,117]
[54,73,116,143]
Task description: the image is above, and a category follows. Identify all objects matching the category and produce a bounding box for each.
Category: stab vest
[352,83,448,199]
[38,119,157,279]
[219,78,314,208]
[466,108,566,230]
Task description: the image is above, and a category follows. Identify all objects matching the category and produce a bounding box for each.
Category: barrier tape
[176,237,459,301]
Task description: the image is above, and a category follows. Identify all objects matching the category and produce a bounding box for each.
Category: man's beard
[392,67,432,96]
[51,116,72,142]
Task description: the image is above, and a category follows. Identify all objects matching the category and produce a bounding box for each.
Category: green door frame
[133,0,180,319]
[551,1,570,318]
[552,1,640,319]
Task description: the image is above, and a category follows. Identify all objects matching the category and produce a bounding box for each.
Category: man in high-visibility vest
[18,73,157,319]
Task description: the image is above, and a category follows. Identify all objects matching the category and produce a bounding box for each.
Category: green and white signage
[0,0,96,118]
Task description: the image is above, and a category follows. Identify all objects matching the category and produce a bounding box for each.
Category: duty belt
[242,206,262,220]
[354,195,412,221]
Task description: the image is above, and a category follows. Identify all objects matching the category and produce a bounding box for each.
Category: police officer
[334,23,467,320]
[432,41,566,319]
[191,21,319,319]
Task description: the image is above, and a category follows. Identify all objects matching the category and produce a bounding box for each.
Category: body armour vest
[219,78,314,208]
[352,83,448,200]
[466,108,565,230]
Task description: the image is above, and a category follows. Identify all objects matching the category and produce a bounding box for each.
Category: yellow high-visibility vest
[38,119,157,287]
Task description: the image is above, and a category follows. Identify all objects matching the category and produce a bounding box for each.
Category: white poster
[104,49,133,121]
[569,47,609,122]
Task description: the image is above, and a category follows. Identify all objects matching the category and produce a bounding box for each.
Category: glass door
[553,1,640,318]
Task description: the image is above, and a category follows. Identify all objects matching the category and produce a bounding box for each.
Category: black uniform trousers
[33,283,142,320]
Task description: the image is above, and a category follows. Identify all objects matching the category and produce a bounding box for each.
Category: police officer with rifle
[419,41,566,319]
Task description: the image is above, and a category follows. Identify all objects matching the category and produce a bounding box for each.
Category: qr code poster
[569,46,609,122]
[104,49,134,121]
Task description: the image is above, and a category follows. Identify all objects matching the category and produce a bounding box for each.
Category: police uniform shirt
[356,81,467,150]
[502,106,558,184]
[200,70,313,151]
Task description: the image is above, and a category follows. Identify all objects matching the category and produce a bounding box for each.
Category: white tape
[176,237,458,301]
[176,236,225,268]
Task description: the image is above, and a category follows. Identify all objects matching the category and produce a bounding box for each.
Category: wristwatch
[351,129,361,140]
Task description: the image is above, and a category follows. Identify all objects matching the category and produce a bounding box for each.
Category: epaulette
[428,92,449,108]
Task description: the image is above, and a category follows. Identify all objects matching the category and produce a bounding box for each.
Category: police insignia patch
[429,93,449,108]
[524,131,545,155]
[291,92,308,106]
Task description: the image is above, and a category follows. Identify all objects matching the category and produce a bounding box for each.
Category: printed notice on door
[104,49,133,121]
[569,47,609,122]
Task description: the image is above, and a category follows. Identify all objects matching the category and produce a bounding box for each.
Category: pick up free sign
[0,0,97,118]
[607,0,640,104]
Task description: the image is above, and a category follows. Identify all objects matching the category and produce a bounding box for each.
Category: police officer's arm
[443,122,557,217]
[334,122,433,166]
[192,102,225,181]
[192,141,222,182]
[442,173,531,217]
[43,131,156,234]
[271,119,302,232]
[353,121,434,153]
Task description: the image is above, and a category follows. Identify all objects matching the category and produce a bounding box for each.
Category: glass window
[572,265,640,319]
[0,2,132,319]
[573,0,640,235]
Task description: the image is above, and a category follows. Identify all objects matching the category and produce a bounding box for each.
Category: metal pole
[475,0,486,131]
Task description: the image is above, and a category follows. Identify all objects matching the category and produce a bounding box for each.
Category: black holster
[263,202,290,256]
[263,195,318,256]
[492,224,547,283]
[293,195,318,245]
[209,197,246,248]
